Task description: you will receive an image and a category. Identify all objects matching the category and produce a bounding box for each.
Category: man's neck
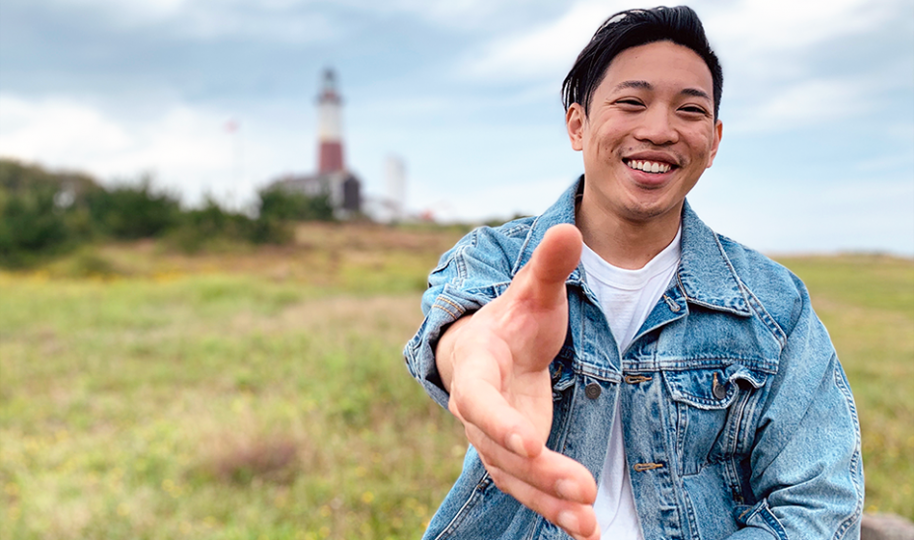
[576,198,683,270]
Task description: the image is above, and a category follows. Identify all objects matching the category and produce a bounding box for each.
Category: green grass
[0,274,468,540]
[0,225,471,540]
[0,235,911,539]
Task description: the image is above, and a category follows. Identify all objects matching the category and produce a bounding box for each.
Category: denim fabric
[403,178,864,540]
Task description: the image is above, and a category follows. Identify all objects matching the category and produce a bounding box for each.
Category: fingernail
[507,433,528,457]
[556,511,579,533]
[555,479,581,501]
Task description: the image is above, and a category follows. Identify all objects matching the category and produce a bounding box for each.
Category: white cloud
[26,0,538,44]
[380,0,515,25]
[461,0,904,84]
[461,1,619,82]
[0,95,134,160]
[50,0,188,22]
[174,2,337,43]
[25,0,337,43]
[701,0,895,57]
[726,78,873,133]
[0,94,286,207]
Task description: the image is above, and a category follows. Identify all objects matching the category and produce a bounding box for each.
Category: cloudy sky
[1,0,912,255]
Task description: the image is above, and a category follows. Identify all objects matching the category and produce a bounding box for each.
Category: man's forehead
[599,42,714,92]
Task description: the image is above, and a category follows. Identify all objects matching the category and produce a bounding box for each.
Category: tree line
[0,158,335,267]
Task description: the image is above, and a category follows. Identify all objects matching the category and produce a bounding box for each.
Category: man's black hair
[561,5,723,119]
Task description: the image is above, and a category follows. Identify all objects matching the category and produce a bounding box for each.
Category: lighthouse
[266,68,361,217]
[317,69,344,173]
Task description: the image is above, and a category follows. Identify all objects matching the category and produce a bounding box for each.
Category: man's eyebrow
[681,87,712,101]
[614,80,652,92]
[612,81,712,102]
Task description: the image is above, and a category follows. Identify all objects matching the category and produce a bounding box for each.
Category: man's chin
[618,197,684,224]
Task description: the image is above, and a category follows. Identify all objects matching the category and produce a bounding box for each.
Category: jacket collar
[513,176,751,316]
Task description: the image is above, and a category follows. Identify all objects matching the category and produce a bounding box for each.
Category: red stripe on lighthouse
[319,142,343,173]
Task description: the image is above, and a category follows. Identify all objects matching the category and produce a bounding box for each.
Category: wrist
[436,315,472,393]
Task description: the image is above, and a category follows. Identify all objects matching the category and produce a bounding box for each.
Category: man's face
[566,40,722,226]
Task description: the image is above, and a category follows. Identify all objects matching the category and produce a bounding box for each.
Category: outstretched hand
[436,224,599,540]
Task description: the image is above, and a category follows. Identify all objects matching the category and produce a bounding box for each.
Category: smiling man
[404,6,863,540]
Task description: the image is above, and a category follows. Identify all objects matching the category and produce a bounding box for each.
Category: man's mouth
[624,159,674,174]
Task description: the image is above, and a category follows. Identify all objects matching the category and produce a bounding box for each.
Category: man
[404,6,863,540]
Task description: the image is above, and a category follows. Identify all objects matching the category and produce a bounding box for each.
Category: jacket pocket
[734,499,788,539]
[663,364,769,477]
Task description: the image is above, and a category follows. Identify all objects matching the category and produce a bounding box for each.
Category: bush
[258,186,334,222]
[0,159,102,266]
[84,177,181,239]
[167,198,292,252]
[0,186,70,266]
[0,159,337,263]
[246,217,293,245]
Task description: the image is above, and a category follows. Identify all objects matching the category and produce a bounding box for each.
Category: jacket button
[584,382,602,399]
[551,363,563,382]
[712,373,727,400]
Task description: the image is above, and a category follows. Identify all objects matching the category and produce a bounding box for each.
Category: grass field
[1,224,911,539]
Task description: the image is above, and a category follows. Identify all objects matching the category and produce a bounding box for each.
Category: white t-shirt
[579,228,682,539]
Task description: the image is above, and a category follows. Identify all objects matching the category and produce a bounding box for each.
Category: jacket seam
[676,271,751,317]
[738,278,788,348]
[713,232,754,312]
[453,244,469,287]
[499,222,531,238]
[831,357,864,540]
[511,215,543,276]
[744,500,788,539]
[681,488,701,540]
[432,471,491,540]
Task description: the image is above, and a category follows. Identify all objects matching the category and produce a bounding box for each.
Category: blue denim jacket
[404,179,863,540]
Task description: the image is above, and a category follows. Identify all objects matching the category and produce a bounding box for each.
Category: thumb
[515,224,582,309]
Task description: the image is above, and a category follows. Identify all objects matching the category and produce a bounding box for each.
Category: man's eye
[617,99,644,107]
[680,106,708,115]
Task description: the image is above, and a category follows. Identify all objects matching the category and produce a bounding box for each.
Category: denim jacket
[404,179,864,540]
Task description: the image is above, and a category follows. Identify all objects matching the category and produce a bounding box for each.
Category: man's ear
[706,120,723,168]
[566,103,585,152]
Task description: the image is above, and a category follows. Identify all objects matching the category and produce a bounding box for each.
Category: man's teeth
[626,160,672,173]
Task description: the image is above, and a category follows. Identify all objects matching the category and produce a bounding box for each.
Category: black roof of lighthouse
[318,68,341,105]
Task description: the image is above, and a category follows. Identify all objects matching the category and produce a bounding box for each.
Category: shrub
[167,198,292,252]
[258,186,335,222]
[0,158,333,262]
[84,177,181,239]
[0,159,102,266]
[0,185,69,266]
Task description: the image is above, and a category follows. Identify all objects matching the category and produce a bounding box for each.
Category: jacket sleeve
[402,227,517,410]
[726,282,864,539]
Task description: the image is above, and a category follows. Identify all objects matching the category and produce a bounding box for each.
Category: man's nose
[632,107,678,146]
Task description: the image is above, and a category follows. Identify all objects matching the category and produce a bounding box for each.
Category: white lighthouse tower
[317,68,344,174]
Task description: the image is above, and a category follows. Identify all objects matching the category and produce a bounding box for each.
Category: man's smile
[623,159,675,174]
